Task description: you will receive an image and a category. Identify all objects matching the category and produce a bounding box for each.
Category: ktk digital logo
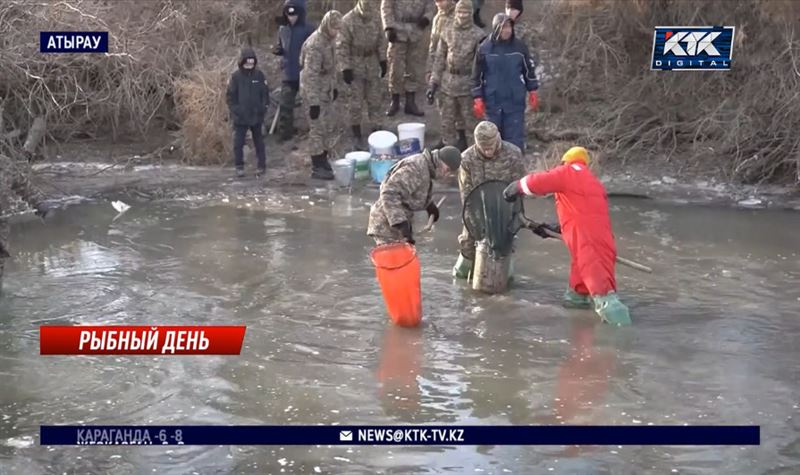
[651,26,735,71]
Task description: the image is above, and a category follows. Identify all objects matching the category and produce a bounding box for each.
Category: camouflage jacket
[367,150,439,240]
[300,24,337,105]
[458,141,527,203]
[381,0,435,43]
[338,1,387,76]
[432,21,486,96]
[0,153,45,217]
[426,4,455,76]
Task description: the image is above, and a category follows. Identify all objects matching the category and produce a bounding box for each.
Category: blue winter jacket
[274,0,315,82]
[471,14,538,113]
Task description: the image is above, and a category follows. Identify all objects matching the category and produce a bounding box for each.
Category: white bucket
[346,151,371,180]
[397,122,425,149]
[332,158,355,187]
[368,130,398,156]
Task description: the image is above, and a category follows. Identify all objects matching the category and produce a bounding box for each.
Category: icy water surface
[0,187,798,474]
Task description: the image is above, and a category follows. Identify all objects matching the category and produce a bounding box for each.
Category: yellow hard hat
[561,146,590,165]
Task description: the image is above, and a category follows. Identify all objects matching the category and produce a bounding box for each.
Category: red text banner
[40,326,246,355]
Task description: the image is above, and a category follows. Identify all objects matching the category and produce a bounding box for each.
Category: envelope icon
[339,430,353,442]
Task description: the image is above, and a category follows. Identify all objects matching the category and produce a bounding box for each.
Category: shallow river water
[1,185,799,474]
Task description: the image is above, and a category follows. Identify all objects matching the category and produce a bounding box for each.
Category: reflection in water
[0,195,798,473]
[553,321,615,424]
[376,324,423,418]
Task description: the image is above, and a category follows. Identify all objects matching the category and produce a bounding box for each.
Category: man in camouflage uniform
[300,10,343,181]
[381,0,435,117]
[453,121,527,278]
[338,0,388,150]
[367,146,462,246]
[428,0,486,152]
[427,0,455,81]
[0,154,50,292]
[426,0,458,149]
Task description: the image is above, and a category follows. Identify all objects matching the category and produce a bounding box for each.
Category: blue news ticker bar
[40,425,761,446]
[40,31,109,53]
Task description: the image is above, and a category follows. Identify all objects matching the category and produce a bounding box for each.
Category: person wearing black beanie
[505,0,523,15]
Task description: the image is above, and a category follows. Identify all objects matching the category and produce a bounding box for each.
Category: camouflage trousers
[439,93,475,147]
[348,69,385,126]
[458,224,476,260]
[387,39,427,94]
[305,100,338,156]
[276,80,299,140]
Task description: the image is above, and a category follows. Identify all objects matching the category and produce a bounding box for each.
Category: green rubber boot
[453,254,473,279]
[562,288,592,309]
[593,292,632,326]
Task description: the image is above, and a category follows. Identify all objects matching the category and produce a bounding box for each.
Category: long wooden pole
[526,221,653,274]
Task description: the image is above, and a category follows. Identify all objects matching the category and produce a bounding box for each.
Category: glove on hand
[379,60,388,78]
[385,28,398,43]
[503,181,521,202]
[472,98,485,118]
[532,222,560,239]
[342,69,354,85]
[425,84,438,105]
[426,201,439,223]
[392,221,414,245]
[417,17,430,29]
[528,91,539,111]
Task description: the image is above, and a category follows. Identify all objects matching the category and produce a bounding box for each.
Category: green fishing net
[462,180,526,258]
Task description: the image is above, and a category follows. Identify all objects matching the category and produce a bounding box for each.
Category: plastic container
[370,156,400,184]
[370,242,422,327]
[346,151,371,180]
[394,138,421,158]
[397,122,425,149]
[471,239,513,294]
[368,130,398,156]
[332,158,355,187]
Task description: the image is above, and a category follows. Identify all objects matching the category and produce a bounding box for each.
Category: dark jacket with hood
[274,0,316,82]
[226,48,269,127]
[471,13,538,114]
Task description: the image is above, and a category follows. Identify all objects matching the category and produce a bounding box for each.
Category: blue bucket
[370,158,399,184]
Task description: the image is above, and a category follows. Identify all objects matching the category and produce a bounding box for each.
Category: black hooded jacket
[275,0,315,82]
[226,48,270,126]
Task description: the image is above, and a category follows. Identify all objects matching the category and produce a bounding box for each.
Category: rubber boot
[386,94,401,117]
[562,288,592,309]
[310,153,334,180]
[404,92,424,117]
[456,129,468,152]
[593,292,632,326]
[321,150,333,172]
[507,255,515,286]
[473,8,485,28]
[452,253,474,279]
[351,125,365,150]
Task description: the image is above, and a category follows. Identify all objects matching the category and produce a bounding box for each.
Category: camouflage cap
[320,10,343,37]
[474,121,501,157]
[455,0,473,15]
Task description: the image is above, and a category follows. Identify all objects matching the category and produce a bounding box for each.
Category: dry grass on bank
[533,0,800,185]
[174,57,237,166]
[1,0,799,186]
